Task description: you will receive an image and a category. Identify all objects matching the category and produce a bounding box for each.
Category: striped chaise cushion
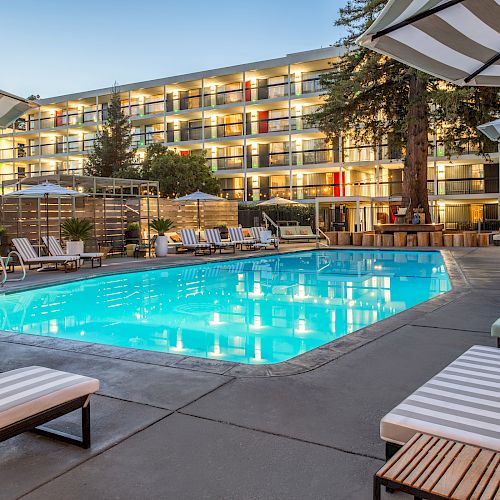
[381,345,500,452]
[229,227,251,243]
[180,229,209,247]
[204,229,220,244]
[43,236,65,256]
[0,366,99,430]
[12,238,38,260]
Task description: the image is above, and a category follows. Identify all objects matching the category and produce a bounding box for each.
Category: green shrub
[150,218,174,236]
[61,218,93,241]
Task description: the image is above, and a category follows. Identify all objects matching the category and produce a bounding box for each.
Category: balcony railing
[9,77,323,133]
[427,178,499,195]
[208,148,336,171]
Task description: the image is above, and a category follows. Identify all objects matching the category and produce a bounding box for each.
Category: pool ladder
[0,251,26,286]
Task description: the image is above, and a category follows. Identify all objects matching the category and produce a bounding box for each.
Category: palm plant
[61,218,93,241]
[150,218,174,236]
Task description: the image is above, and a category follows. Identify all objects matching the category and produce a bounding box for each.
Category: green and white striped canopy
[478,118,500,142]
[357,0,500,86]
[0,90,38,127]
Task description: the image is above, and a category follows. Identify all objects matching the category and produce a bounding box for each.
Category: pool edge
[0,248,466,378]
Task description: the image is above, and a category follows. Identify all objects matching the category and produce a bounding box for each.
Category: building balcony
[9,78,323,134]
[211,148,337,172]
[427,178,499,196]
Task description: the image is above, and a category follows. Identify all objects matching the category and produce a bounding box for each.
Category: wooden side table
[374,433,500,499]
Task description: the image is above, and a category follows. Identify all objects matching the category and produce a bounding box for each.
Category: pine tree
[85,85,137,178]
[312,0,498,222]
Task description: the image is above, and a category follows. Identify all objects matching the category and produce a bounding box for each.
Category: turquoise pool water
[0,250,451,364]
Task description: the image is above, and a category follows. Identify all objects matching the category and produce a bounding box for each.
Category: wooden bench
[374,432,500,499]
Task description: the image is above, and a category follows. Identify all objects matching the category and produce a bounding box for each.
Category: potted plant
[61,218,93,255]
[125,222,140,243]
[150,218,174,257]
[215,223,228,239]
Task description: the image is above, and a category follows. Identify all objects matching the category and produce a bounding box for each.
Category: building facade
[0,47,498,231]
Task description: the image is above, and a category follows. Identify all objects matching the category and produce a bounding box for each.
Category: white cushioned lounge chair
[278,225,318,242]
[179,229,212,256]
[228,227,257,250]
[43,236,103,268]
[250,227,279,249]
[12,237,80,272]
[204,229,235,253]
[381,345,500,460]
[0,366,99,448]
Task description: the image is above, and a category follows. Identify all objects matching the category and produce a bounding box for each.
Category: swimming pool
[0,250,451,364]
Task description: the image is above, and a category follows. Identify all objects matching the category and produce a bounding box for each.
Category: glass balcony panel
[301,78,322,94]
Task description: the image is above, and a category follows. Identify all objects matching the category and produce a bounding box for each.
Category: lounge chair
[12,238,80,272]
[43,236,103,268]
[228,227,257,250]
[380,345,500,461]
[251,227,279,249]
[0,366,99,449]
[204,229,236,253]
[179,229,212,256]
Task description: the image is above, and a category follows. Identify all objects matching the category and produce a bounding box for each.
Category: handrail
[262,212,279,233]
[0,251,26,286]
[316,227,330,248]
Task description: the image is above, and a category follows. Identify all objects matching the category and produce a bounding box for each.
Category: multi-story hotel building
[0,47,498,231]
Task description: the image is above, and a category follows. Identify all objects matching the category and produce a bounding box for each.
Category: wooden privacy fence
[0,196,238,247]
[151,199,238,232]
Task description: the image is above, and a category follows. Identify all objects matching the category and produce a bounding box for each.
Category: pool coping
[0,247,468,378]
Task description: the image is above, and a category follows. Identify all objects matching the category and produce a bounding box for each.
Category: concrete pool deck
[0,246,498,499]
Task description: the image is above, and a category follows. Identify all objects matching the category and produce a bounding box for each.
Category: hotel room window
[268,109,289,132]
[217,83,243,105]
[268,76,287,98]
[221,114,243,137]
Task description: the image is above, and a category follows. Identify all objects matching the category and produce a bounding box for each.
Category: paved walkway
[0,247,498,499]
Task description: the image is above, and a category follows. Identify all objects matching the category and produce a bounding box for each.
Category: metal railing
[0,251,26,286]
[316,227,330,248]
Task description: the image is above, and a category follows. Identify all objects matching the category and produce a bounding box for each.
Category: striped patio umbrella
[357,0,500,86]
[478,119,500,167]
[0,90,38,127]
[478,118,500,142]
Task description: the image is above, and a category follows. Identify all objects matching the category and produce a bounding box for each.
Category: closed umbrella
[357,0,500,86]
[5,181,86,252]
[174,191,227,232]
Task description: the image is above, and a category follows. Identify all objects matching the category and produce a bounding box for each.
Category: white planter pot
[66,240,84,255]
[155,235,168,257]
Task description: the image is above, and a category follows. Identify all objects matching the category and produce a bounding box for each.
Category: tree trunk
[404,71,431,223]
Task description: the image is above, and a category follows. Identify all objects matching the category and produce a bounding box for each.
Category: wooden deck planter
[382,234,394,247]
[352,232,363,246]
[338,232,351,246]
[478,233,490,247]
[417,232,430,247]
[453,233,464,247]
[362,233,374,247]
[430,231,443,247]
[443,234,454,247]
[463,231,477,247]
[406,234,417,247]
